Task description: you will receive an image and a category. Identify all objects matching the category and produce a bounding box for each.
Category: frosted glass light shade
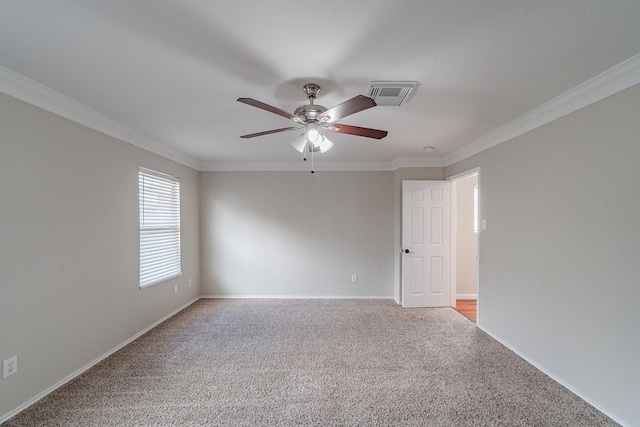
[307,129,321,145]
[318,135,333,153]
[290,127,333,154]
[291,133,307,153]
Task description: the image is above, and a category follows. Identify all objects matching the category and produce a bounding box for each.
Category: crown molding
[391,157,445,169]
[200,160,397,172]
[443,52,640,166]
[201,156,446,172]
[0,66,202,170]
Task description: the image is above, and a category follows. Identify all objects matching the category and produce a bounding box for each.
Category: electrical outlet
[3,356,17,378]
[174,285,178,294]
[188,278,192,287]
[351,274,358,283]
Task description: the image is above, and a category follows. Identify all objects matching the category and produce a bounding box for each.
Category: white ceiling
[1,1,640,170]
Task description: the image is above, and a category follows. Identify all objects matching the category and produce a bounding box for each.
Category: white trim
[447,167,482,182]
[443,53,640,166]
[450,179,459,307]
[478,324,630,427]
[448,168,481,311]
[201,157,445,172]
[390,157,446,169]
[200,161,396,172]
[0,66,201,171]
[456,294,477,300]
[0,298,200,425]
[200,294,394,300]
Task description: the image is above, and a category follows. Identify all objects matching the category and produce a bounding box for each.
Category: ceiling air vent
[365,81,418,106]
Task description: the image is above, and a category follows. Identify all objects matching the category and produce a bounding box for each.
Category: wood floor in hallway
[454,299,476,323]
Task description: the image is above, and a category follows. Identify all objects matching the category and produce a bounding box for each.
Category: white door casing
[402,180,451,308]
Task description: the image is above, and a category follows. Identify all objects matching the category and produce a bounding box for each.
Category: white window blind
[139,168,181,288]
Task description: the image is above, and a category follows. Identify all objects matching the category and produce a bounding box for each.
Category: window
[139,168,181,288]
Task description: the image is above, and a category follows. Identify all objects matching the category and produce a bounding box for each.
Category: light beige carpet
[4,299,617,426]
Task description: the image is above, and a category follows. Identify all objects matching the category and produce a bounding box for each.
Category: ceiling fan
[237,83,388,158]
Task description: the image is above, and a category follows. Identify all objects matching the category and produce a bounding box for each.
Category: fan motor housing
[294,104,327,121]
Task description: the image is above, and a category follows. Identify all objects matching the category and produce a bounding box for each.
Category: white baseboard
[456,294,477,300]
[477,325,630,427]
[200,294,394,300]
[0,298,200,425]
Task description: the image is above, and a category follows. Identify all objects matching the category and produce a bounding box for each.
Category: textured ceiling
[1,1,639,170]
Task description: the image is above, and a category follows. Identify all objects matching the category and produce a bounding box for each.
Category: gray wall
[200,171,394,297]
[446,84,640,425]
[0,93,200,418]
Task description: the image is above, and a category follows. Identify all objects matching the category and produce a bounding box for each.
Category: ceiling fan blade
[237,98,296,121]
[240,126,300,138]
[317,95,377,122]
[326,123,388,140]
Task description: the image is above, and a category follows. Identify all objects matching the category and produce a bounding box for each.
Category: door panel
[402,180,451,308]
[410,257,424,294]
[410,207,424,244]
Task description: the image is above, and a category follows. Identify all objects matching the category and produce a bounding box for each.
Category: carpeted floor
[4,299,617,426]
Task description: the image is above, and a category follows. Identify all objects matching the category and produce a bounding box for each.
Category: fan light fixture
[291,124,334,154]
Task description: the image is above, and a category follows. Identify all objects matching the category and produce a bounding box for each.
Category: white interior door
[402,180,451,308]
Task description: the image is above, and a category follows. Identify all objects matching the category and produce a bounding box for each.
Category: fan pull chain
[311,145,315,173]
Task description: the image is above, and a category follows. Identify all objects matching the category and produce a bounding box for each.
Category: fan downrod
[294,83,327,120]
[302,83,320,101]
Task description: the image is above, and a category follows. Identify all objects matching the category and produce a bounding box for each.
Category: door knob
[404,249,412,253]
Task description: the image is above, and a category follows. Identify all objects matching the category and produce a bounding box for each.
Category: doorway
[398,170,480,322]
[450,170,479,323]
